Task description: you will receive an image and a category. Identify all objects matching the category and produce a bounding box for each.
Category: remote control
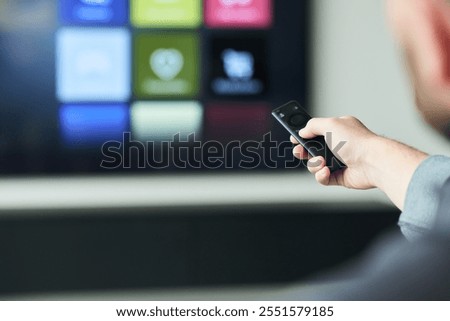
[272,100,346,173]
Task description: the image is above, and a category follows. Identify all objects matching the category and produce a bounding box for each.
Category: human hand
[291,116,378,190]
[291,116,428,209]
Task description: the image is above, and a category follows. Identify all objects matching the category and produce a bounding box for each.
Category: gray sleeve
[399,155,450,241]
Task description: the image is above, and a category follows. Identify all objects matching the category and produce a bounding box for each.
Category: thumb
[299,118,330,139]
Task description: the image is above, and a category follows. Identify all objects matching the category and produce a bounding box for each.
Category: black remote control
[272,101,346,173]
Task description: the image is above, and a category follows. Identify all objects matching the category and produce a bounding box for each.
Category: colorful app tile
[133,33,199,98]
[130,0,201,28]
[205,102,271,142]
[59,0,129,26]
[131,101,203,141]
[60,104,129,147]
[209,35,268,97]
[205,0,272,29]
[57,28,130,102]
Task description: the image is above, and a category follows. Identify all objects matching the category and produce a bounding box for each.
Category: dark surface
[0,204,400,295]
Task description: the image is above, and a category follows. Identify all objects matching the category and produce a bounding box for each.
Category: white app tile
[57,28,130,102]
[131,101,203,141]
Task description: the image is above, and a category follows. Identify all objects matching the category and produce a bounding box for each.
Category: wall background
[312,0,450,155]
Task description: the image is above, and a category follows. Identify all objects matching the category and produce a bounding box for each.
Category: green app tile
[130,0,202,28]
[134,33,200,98]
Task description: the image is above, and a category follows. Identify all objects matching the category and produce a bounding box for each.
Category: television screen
[0,0,309,174]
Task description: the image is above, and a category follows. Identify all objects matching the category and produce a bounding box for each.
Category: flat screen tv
[0,0,309,175]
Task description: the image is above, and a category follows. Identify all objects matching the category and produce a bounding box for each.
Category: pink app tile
[205,0,272,29]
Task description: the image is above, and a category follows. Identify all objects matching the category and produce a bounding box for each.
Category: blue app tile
[59,0,128,26]
[56,28,130,102]
[60,104,129,147]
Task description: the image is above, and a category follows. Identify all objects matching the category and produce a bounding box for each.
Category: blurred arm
[399,155,450,240]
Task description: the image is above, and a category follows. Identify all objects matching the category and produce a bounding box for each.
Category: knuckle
[346,115,362,124]
[328,117,341,127]
[340,115,357,121]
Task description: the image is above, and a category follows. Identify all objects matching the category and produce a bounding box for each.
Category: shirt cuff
[399,155,450,241]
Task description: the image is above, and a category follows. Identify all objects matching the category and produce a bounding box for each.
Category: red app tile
[205,0,272,29]
[205,102,271,142]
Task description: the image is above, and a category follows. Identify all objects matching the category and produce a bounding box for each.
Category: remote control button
[288,113,308,127]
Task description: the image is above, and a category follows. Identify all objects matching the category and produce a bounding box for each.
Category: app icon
[205,103,270,142]
[130,0,201,28]
[205,0,272,29]
[222,49,254,80]
[134,33,199,98]
[81,0,112,4]
[150,49,184,81]
[57,28,130,102]
[59,0,128,26]
[131,101,203,141]
[209,35,268,97]
[60,104,129,147]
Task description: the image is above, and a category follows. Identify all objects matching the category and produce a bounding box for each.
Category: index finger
[290,135,300,145]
